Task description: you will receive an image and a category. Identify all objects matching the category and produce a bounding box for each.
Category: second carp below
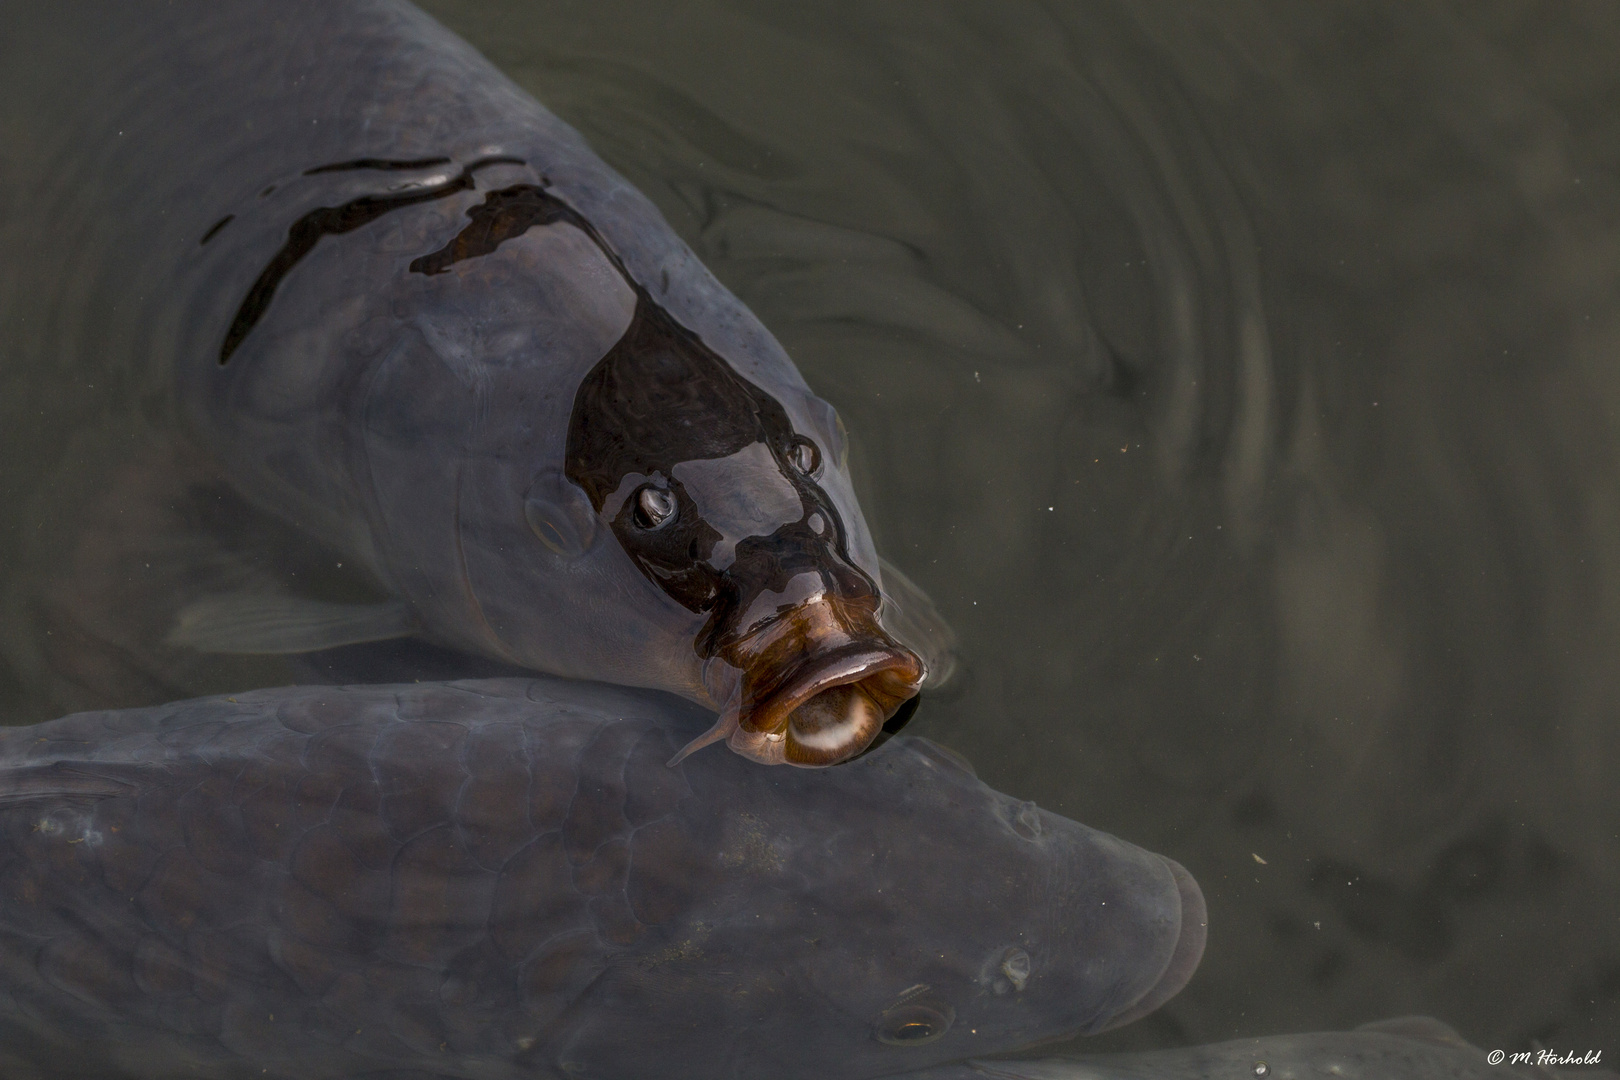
[0,677,1202,1080]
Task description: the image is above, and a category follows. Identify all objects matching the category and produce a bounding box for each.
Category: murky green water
[404,0,1620,1053]
[4,0,1618,1061]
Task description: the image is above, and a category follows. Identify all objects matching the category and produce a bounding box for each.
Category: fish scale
[0,676,1198,1079]
[0,684,681,1072]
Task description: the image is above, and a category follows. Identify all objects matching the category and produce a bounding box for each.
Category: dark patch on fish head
[565,298,921,766]
[551,735,1205,1079]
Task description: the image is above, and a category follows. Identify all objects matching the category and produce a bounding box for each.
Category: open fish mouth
[675,596,925,767]
[733,642,923,766]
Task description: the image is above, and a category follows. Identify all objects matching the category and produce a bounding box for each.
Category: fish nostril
[1009,801,1042,840]
[524,470,599,557]
[1000,947,1031,991]
[873,1001,954,1046]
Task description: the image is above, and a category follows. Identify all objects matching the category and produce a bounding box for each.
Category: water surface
[407,0,1620,1053]
[5,0,1620,1060]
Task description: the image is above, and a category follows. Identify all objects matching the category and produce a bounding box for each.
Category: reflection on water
[2,0,1618,1059]
[404,0,1620,1051]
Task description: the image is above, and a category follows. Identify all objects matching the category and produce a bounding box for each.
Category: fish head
[560,294,924,767]
[349,175,924,760]
[360,211,720,700]
[559,733,1206,1079]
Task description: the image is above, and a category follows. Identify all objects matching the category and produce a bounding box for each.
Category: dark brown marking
[303,156,454,175]
[409,183,610,277]
[566,291,876,659]
[414,193,882,659]
[220,183,468,363]
[251,166,914,754]
[219,156,526,364]
[407,180,886,673]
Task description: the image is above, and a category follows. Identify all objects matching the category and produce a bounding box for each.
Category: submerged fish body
[903,1016,1617,1080]
[0,0,943,764]
[0,678,1203,1080]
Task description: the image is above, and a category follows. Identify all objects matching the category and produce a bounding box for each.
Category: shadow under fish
[0,0,954,766]
[0,676,1202,1080]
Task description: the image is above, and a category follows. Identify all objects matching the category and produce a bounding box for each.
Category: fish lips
[715,599,924,767]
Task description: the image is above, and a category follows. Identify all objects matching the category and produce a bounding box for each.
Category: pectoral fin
[167,595,418,655]
[877,555,958,689]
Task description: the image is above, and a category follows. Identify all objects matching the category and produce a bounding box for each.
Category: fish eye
[633,486,677,530]
[873,1001,954,1046]
[788,437,822,477]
